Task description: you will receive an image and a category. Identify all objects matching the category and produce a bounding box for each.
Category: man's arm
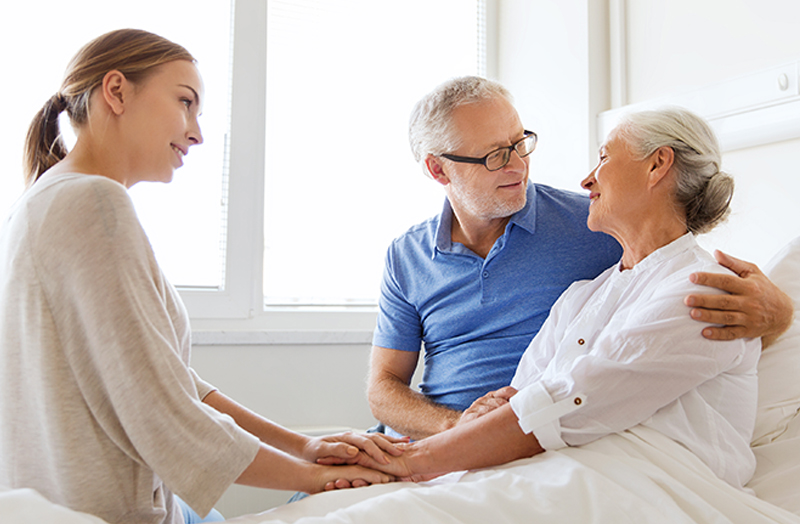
[367,346,461,440]
[685,250,794,348]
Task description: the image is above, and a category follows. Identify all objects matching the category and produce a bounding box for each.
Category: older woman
[356,107,760,489]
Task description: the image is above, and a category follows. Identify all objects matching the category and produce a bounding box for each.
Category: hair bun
[689,169,734,234]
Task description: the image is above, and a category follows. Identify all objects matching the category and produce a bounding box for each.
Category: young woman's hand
[311,464,395,493]
[305,431,408,466]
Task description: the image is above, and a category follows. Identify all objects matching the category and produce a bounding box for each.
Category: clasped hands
[306,431,408,490]
[314,387,521,489]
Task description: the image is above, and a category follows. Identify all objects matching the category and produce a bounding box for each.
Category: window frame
[180,0,265,320]
[182,0,496,326]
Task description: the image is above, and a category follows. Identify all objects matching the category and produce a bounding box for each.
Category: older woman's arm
[685,250,794,348]
[363,402,543,480]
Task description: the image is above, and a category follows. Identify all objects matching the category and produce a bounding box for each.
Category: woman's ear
[101,70,128,116]
[425,155,450,186]
[647,146,675,188]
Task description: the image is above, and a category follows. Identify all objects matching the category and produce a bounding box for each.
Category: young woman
[0,29,397,524]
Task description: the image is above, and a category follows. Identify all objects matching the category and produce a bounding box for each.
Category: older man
[367,76,793,441]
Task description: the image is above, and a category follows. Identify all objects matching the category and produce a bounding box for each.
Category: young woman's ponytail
[23,93,69,186]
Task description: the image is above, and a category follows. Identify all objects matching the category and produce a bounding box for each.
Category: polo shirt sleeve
[372,243,424,352]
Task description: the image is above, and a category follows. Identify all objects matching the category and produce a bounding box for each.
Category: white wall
[622,0,800,267]
[625,0,800,104]
[190,342,377,516]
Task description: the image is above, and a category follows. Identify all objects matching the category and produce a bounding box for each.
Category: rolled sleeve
[510,381,586,451]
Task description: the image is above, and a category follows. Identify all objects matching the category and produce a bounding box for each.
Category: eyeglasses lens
[486,150,509,171]
[486,135,536,171]
[518,135,536,156]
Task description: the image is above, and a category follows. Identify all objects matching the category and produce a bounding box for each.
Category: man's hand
[458,387,518,426]
[685,250,794,348]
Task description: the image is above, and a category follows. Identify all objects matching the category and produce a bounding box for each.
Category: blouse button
[574,397,582,406]
[577,338,585,345]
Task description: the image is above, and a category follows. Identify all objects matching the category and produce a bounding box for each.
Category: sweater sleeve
[190,368,219,401]
[30,176,258,515]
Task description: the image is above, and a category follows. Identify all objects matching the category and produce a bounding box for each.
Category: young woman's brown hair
[23,28,194,186]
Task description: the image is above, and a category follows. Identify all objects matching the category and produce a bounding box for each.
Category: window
[263,0,485,306]
[1,0,489,319]
[0,1,233,290]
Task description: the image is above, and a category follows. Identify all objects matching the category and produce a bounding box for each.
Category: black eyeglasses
[441,130,538,171]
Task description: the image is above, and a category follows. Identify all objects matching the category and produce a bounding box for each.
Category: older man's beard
[447,180,527,221]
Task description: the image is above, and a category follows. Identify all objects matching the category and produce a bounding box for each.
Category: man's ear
[648,146,675,189]
[425,155,450,186]
[101,70,128,116]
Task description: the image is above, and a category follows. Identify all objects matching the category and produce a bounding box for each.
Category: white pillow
[752,237,800,446]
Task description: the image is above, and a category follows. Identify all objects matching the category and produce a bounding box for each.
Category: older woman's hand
[685,250,794,348]
[458,386,518,426]
[309,431,408,466]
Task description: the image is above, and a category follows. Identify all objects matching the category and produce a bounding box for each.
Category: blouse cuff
[509,381,586,451]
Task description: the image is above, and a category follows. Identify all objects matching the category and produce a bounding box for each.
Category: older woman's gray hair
[614,107,734,235]
[408,76,512,170]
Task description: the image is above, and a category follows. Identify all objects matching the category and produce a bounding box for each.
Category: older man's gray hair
[408,76,512,174]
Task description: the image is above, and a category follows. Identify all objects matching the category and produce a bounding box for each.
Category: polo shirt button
[483,271,489,278]
[578,339,585,345]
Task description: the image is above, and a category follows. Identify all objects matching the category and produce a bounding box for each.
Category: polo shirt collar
[433,182,538,256]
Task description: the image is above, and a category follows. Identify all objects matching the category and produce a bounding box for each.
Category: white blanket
[224,426,799,524]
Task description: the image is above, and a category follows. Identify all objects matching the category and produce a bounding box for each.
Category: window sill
[192,329,373,346]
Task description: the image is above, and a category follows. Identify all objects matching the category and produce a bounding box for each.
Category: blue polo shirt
[373,183,622,412]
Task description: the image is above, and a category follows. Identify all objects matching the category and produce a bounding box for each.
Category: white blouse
[510,233,760,488]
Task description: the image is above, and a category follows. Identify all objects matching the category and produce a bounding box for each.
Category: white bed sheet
[222,425,800,524]
[749,413,800,515]
[3,424,798,524]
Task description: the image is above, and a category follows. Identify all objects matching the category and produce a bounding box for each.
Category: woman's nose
[188,119,203,146]
[581,169,596,190]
